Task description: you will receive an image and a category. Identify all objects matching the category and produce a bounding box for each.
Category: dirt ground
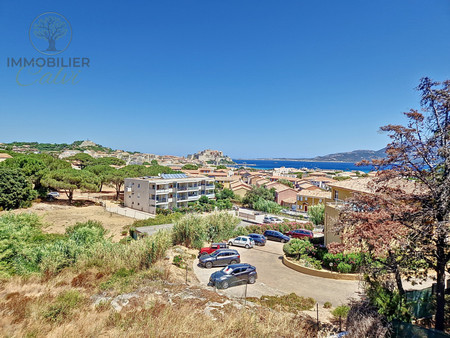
[1,188,136,242]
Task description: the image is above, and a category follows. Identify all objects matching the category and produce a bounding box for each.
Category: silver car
[228,236,255,249]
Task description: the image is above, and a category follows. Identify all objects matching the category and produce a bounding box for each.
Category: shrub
[302,255,322,270]
[0,168,37,210]
[283,239,316,260]
[323,302,332,309]
[204,212,240,242]
[337,262,352,273]
[76,230,172,274]
[172,255,185,268]
[249,293,316,313]
[42,290,84,322]
[331,305,350,319]
[100,268,136,291]
[171,214,206,248]
[172,212,240,248]
[365,282,412,322]
[346,299,392,337]
[307,204,325,225]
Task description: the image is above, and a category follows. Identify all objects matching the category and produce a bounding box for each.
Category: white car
[228,236,255,249]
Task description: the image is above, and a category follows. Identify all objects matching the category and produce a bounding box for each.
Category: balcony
[156,189,170,194]
[326,200,347,210]
[188,195,199,201]
[187,186,200,191]
[177,186,188,191]
[156,199,168,204]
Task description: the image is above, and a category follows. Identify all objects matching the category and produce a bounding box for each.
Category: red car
[198,243,228,258]
[286,229,314,239]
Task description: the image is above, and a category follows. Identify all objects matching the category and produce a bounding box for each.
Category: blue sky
[1,1,449,158]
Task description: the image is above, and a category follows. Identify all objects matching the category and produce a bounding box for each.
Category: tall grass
[0,213,171,277]
[76,230,172,273]
[172,212,241,248]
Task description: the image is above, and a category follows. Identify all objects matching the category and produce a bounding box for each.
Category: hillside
[308,148,386,162]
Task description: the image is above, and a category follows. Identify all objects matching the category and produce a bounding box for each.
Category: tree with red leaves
[337,78,449,331]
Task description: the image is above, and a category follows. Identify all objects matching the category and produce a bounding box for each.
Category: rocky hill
[308,148,386,162]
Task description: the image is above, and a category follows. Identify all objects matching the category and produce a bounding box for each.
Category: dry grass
[2,202,134,242]
[0,246,328,337]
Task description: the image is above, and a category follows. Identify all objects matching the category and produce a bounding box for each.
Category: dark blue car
[208,263,257,289]
[248,233,266,246]
[263,230,290,243]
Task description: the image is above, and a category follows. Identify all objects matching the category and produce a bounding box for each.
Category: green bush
[43,290,84,322]
[302,255,323,270]
[366,282,412,322]
[332,305,350,319]
[323,252,364,273]
[323,302,332,309]
[283,239,316,260]
[171,214,206,249]
[307,203,325,225]
[172,212,240,248]
[0,168,37,210]
[337,262,352,273]
[172,255,185,268]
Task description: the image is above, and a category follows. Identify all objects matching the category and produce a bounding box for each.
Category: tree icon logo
[29,12,72,55]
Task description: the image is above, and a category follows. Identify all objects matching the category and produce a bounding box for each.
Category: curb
[282,255,360,281]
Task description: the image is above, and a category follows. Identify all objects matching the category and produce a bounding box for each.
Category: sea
[232,159,373,172]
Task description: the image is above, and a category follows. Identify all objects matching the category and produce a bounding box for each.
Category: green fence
[391,320,449,338]
[406,287,434,319]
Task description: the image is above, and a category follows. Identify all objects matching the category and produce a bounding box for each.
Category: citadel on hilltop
[187,149,234,165]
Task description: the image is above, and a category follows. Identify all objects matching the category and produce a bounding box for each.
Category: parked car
[271,217,283,224]
[198,242,228,258]
[286,229,314,239]
[248,233,266,246]
[263,216,283,224]
[198,249,240,269]
[263,230,290,243]
[228,236,255,249]
[208,263,257,289]
[46,191,60,201]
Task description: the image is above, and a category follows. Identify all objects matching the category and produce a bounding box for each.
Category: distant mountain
[308,148,387,162]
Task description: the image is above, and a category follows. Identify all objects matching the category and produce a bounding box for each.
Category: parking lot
[193,240,362,305]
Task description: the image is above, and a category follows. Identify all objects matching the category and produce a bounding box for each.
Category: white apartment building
[124,173,215,214]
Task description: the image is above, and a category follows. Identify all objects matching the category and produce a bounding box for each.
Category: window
[334,190,339,200]
[299,196,303,201]
[305,197,308,201]
[138,184,140,188]
[319,199,322,203]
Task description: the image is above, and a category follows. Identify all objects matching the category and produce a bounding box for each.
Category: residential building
[324,177,422,246]
[298,182,321,191]
[275,187,298,205]
[214,176,239,189]
[124,173,215,214]
[230,180,252,198]
[296,190,331,212]
[324,178,373,245]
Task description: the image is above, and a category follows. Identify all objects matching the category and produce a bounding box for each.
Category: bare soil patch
[2,202,134,242]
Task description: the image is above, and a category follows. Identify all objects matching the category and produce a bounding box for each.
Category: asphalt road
[193,240,362,305]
